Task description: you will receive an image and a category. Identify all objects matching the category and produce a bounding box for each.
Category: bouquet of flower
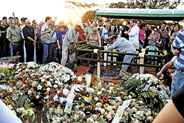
[10,62,75,122]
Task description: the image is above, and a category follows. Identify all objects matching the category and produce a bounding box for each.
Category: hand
[172,49,180,56]
[157,72,163,79]
[58,45,61,49]
[33,41,36,47]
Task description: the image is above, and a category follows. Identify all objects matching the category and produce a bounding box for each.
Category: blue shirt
[0,100,22,123]
[107,37,136,53]
[172,29,184,70]
[56,31,67,44]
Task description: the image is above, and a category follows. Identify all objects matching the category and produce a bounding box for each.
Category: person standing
[19,17,27,62]
[101,24,109,45]
[55,23,68,63]
[128,20,140,50]
[160,23,170,50]
[41,16,54,63]
[6,20,21,56]
[61,25,79,66]
[139,23,146,48]
[170,28,184,97]
[0,17,9,57]
[22,19,35,62]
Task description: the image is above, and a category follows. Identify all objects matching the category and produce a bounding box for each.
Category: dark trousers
[0,38,9,57]
[25,41,34,62]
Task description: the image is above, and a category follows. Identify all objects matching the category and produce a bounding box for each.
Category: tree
[82,10,96,23]
[109,0,181,9]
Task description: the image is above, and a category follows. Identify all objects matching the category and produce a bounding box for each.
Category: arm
[153,100,184,123]
[56,40,61,49]
[27,36,35,42]
[23,28,35,42]
[172,49,180,56]
[157,61,173,78]
[107,40,119,50]
[6,28,12,42]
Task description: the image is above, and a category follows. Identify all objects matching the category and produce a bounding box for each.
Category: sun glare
[53,0,88,25]
[0,0,91,25]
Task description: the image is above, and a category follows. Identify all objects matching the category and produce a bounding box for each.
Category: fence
[76,48,166,74]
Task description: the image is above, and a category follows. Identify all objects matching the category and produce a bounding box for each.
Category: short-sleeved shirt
[172,85,184,118]
[172,29,184,71]
[129,24,140,49]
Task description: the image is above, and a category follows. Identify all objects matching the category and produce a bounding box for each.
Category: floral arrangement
[0,62,170,123]
[35,73,169,123]
[14,62,75,107]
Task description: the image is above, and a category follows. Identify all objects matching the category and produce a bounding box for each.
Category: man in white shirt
[107,35,137,71]
[128,20,140,50]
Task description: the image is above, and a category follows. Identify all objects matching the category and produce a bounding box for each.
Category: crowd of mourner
[0,16,184,96]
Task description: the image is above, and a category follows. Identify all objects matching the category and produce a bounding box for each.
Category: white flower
[96,102,102,108]
[36,95,40,99]
[37,84,42,90]
[77,76,83,81]
[28,90,32,95]
[40,78,45,82]
[87,117,94,123]
[100,108,105,114]
[94,97,98,101]
[47,82,52,87]
[53,84,58,88]
[63,88,70,96]
[44,96,49,100]
[64,74,70,82]
[46,88,51,92]
[53,95,59,102]
[55,81,59,84]
[59,97,66,103]
[58,82,63,87]
[32,81,37,87]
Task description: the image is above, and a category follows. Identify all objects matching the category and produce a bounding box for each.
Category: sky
[0,0,183,22]
[85,0,125,3]
[0,0,87,22]
[0,0,119,18]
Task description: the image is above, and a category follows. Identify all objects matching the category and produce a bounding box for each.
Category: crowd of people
[1,15,184,123]
[0,16,181,65]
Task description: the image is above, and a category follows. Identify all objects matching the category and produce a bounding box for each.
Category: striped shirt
[0,100,22,123]
[172,29,184,70]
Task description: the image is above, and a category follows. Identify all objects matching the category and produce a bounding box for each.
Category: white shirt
[101,27,109,40]
[129,24,140,49]
[107,37,136,53]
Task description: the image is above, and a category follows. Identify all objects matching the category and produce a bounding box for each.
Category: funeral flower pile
[0,63,170,123]
[42,74,169,123]
[13,62,76,108]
